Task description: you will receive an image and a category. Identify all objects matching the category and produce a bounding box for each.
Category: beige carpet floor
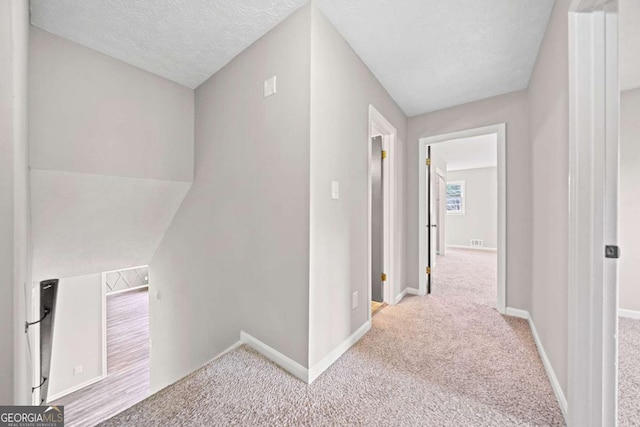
[100,249,564,426]
[432,248,497,308]
[619,317,640,426]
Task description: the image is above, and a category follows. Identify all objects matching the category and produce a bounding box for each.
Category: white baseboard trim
[526,312,568,421]
[505,307,529,320]
[308,321,371,383]
[240,331,309,383]
[241,322,372,385]
[504,307,567,421]
[446,245,497,252]
[406,287,423,296]
[394,288,409,304]
[151,340,242,395]
[47,374,105,403]
[619,309,640,319]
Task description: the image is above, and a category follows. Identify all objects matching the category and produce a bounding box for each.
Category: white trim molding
[406,287,423,296]
[418,123,506,314]
[394,288,409,305]
[619,309,640,320]
[528,314,569,421]
[368,105,398,315]
[105,284,149,296]
[504,307,529,320]
[446,245,498,252]
[240,331,309,383]
[568,1,619,425]
[241,323,371,384]
[46,374,105,403]
[504,308,568,422]
[308,322,371,383]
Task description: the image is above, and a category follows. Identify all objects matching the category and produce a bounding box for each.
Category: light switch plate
[154,290,161,301]
[264,76,276,98]
[331,181,340,200]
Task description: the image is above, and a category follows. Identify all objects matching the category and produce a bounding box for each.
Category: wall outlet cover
[352,291,358,309]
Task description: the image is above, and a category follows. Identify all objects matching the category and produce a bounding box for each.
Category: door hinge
[381,273,387,282]
[605,245,620,259]
[381,150,387,160]
[426,266,431,275]
[426,158,431,166]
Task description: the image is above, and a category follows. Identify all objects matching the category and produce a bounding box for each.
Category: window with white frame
[446,180,465,214]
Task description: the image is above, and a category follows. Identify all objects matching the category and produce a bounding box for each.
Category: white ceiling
[432,133,497,172]
[620,0,640,92]
[30,0,308,89]
[315,0,555,116]
[30,0,555,116]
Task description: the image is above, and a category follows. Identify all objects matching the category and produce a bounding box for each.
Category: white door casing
[368,105,397,315]
[568,0,619,425]
[418,124,506,313]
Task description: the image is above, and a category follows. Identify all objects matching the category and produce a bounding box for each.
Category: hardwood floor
[52,288,150,427]
[371,301,387,316]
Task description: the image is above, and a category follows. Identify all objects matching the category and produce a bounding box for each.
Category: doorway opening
[43,266,151,426]
[418,124,506,313]
[368,106,397,319]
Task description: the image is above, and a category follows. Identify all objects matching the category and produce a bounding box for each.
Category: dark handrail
[24,308,51,333]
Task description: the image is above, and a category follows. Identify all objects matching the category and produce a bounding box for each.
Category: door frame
[368,105,397,317]
[418,123,506,314]
[567,1,618,425]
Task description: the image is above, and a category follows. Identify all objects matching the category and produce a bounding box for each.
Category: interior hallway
[52,289,150,427]
[432,248,497,308]
[99,284,563,426]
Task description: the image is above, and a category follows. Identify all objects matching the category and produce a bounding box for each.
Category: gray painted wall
[48,274,103,400]
[28,28,193,282]
[309,5,408,366]
[620,88,640,312]
[0,0,31,405]
[407,90,532,310]
[0,0,16,404]
[149,3,311,392]
[445,167,498,249]
[527,0,571,397]
[29,27,194,183]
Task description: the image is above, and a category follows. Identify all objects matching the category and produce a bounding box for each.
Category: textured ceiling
[620,0,640,91]
[30,0,555,116]
[30,0,308,89]
[432,134,497,172]
[315,0,555,116]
